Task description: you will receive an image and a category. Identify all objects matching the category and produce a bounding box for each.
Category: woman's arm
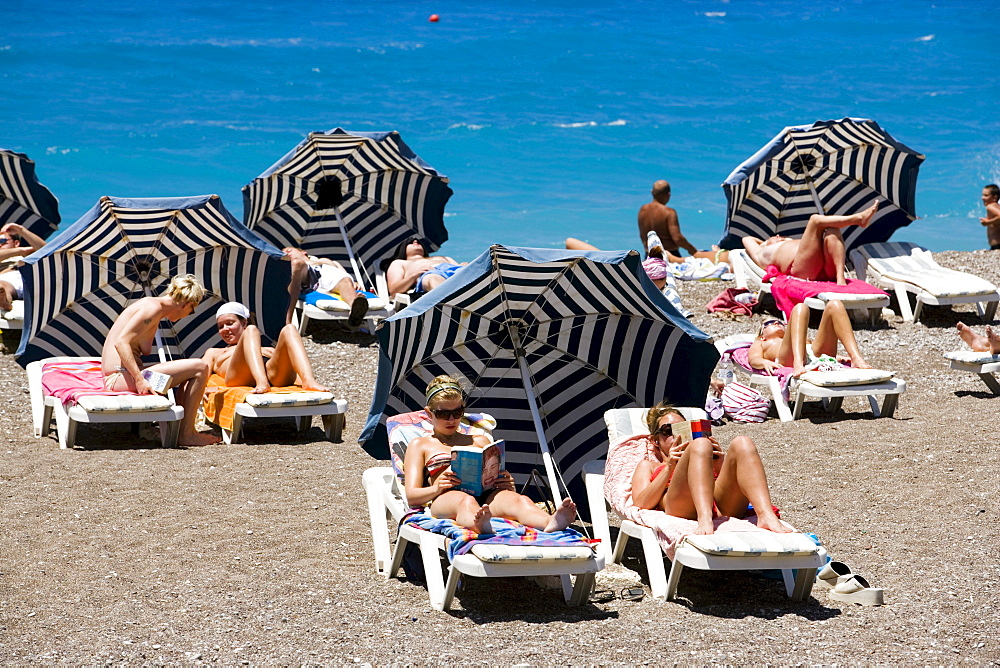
[630,459,672,510]
[403,437,454,507]
[747,340,780,374]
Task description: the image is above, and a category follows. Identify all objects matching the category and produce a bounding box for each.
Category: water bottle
[716,358,735,385]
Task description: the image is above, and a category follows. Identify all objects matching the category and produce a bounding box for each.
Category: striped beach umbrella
[16,195,290,366]
[0,148,60,239]
[360,245,718,508]
[242,128,452,288]
[719,118,925,257]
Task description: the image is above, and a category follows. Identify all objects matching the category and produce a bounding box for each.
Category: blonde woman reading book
[403,375,576,534]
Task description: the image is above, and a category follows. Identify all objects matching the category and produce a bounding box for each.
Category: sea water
[3,0,998,260]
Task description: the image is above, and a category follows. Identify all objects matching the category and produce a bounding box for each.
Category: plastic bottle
[716,358,735,385]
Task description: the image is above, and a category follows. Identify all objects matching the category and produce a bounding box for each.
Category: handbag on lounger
[721,382,769,423]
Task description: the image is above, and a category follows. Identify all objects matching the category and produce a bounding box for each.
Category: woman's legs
[487,491,576,532]
[265,324,327,391]
[713,436,791,533]
[225,325,270,393]
[431,490,493,533]
[661,438,718,535]
[811,300,871,368]
[777,303,811,373]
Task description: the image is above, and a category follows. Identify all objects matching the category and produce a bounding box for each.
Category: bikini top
[425,451,452,477]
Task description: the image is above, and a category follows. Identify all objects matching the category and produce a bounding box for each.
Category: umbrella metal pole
[509,325,564,505]
[333,208,372,292]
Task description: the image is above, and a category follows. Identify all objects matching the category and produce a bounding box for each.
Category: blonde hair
[425,374,464,408]
[646,400,683,435]
[165,274,206,306]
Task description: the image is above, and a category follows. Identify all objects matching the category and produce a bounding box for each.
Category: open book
[670,419,712,444]
[451,440,506,497]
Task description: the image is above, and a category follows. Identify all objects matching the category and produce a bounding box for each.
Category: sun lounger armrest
[582,459,612,562]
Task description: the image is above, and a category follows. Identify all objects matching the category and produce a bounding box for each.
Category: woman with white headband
[202,302,328,394]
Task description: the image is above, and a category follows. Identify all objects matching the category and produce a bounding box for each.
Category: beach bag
[721,382,769,423]
[706,287,757,316]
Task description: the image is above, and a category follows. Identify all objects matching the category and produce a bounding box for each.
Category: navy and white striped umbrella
[360,245,718,507]
[242,128,452,288]
[720,118,924,256]
[0,148,60,239]
[16,195,290,366]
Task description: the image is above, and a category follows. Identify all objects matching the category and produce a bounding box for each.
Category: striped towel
[402,511,596,561]
[41,359,140,406]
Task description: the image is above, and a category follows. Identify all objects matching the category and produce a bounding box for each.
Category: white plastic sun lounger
[203,390,347,445]
[0,299,24,331]
[582,407,826,602]
[714,333,906,421]
[27,357,184,449]
[295,268,393,334]
[730,248,889,324]
[850,241,999,323]
[363,411,603,611]
[943,350,1000,395]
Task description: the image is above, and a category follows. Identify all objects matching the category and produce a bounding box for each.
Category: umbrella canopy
[0,148,60,239]
[242,128,452,288]
[719,118,925,256]
[16,195,290,366]
[361,245,719,507]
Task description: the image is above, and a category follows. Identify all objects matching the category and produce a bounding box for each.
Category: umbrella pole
[509,326,565,505]
[333,208,373,292]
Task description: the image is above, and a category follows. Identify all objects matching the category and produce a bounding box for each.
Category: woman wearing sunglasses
[631,402,791,536]
[403,375,577,534]
[749,300,872,377]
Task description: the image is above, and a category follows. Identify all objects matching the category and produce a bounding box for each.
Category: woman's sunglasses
[653,423,676,438]
[431,407,465,420]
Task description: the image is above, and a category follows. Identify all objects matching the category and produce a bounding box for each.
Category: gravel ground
[1,249,998,664]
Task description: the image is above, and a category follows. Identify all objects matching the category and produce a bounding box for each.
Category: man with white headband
[101,274,220,446]
[203,300,327,394]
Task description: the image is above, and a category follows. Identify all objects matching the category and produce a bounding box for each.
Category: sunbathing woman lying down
[749,300,872,377]
[403,375,576,534]
[631,402,791,536]
[202,302,328,394]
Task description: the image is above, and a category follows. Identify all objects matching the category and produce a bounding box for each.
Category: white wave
[45,146,79,155]
[555,121,598,128]
[916,34,935,41]
[703,11,727,17]
[447,123,487,131]
[444,212,458,217]
[606,119,627,126]
[0,45,10,51]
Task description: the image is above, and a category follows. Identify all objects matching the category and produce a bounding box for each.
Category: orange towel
[202,374,305,431]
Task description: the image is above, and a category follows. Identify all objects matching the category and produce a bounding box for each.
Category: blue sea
[3,0,999,260]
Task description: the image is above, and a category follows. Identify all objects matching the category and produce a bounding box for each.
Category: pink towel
[762,265,886,318]
[41,359,139,406]
[730,346,794,402]
[603,433,777,559]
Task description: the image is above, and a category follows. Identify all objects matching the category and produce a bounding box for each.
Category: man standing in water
[637,180,699,258]
[101,274,220,446]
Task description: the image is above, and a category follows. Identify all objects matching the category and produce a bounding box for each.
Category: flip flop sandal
[829,574,885,606]
[347,297,370,329]
[816,560,852,588]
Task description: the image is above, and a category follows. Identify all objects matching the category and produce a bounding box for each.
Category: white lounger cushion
[799,368,895,387]
[1,299,24,321]
[308,295,387,312]
[469,544,596,563]
[243,391,334,408]
[684,531,820,557]
[943,350,1000,364]
[76,394,174,412]
[860,243,997,297]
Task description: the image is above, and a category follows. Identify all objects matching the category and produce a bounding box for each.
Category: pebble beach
[2,249,998,664]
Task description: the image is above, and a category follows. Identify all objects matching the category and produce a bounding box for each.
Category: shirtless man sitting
[0,222,46,264]
[637,180,699,258]
[101,274,220,446]
[742,202,879,285]
[384,237,465,298]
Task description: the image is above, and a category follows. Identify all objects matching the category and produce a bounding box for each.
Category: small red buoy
[429,14,440,22]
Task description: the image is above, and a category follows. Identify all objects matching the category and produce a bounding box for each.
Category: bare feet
[956,321,990,352]
[754,512,793,533]
[178,431,222,447]
[791,364,807,377]
[849,354,873,370]
[300,380,329,392]
[857,201,879,228]
[543,498,577,532]
[252,382,271,394]
[473,504,493,534]
[694,517,715,535]
[987,325,1000,355]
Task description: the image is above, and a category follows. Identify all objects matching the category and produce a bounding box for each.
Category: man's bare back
[101,297,162,378]
[637,180,698,256]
